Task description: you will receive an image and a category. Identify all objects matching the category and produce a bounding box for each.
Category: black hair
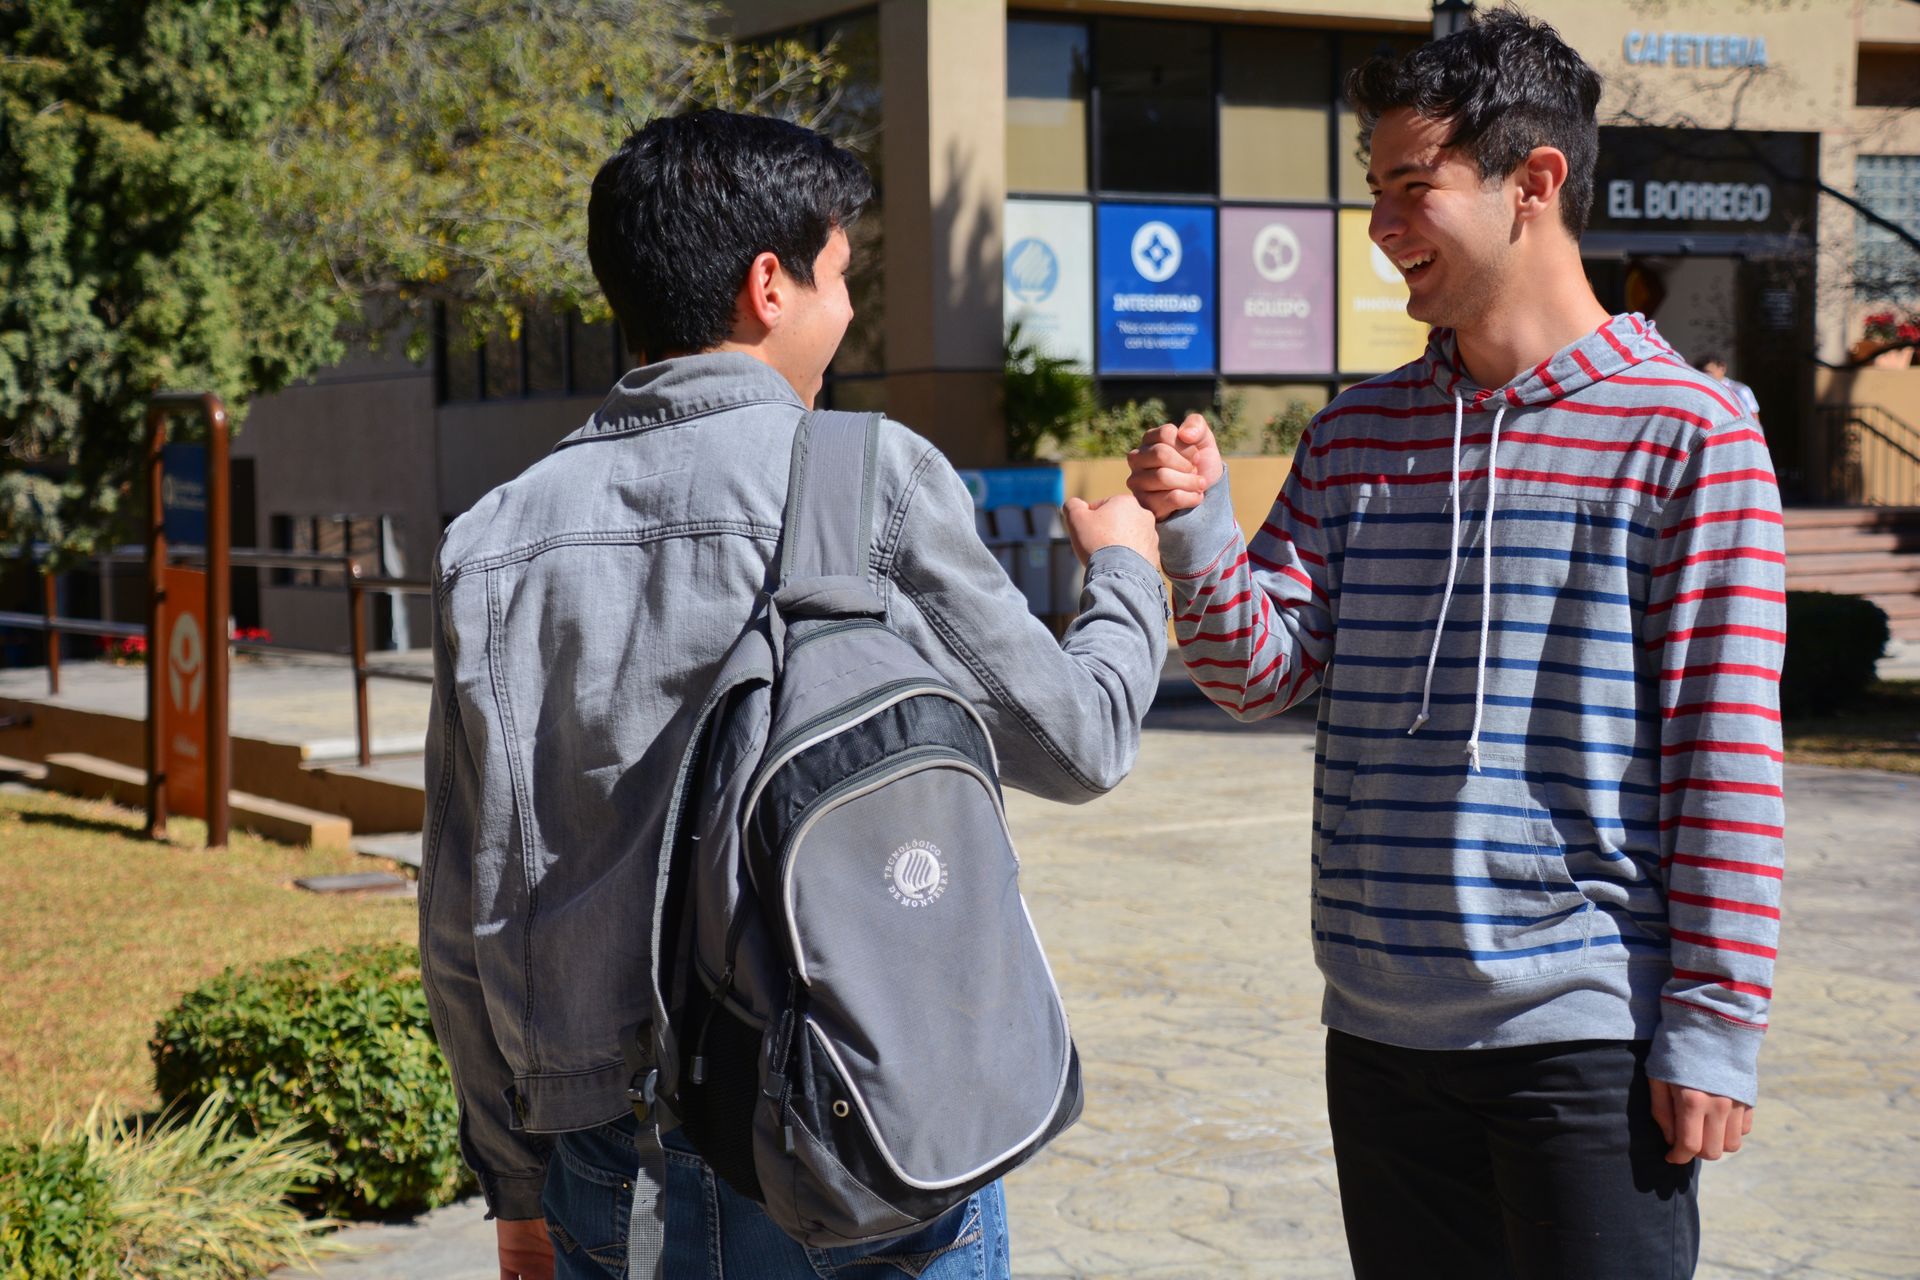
[1694,352,1726,368]
[1346,7,1602,239]
[587,110,874,360]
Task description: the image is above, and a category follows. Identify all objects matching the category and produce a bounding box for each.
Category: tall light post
[1432,0,1475,41]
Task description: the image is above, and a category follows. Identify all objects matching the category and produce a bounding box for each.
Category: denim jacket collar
[555,351,807,450]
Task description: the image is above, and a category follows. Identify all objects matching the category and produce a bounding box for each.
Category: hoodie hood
[1424,312,1675,409]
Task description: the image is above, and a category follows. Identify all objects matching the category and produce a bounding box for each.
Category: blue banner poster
[161,443,209,548]
[1097,204,1216,375]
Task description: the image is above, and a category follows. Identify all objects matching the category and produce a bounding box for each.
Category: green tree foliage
[0,0,851,557]
[0,0,347,560]
[279,0,852,348]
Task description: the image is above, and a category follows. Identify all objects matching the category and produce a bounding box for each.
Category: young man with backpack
[1129,12,1784,1278]
[422,110,1168,1280]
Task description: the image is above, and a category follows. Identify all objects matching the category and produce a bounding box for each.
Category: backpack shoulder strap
[779,409,883,588]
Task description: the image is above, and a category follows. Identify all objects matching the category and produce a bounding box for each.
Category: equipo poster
[1003,200,1094,369]
[1219,207,1334,375]
[1096,203,1216,375]
[1336,208,1429,373]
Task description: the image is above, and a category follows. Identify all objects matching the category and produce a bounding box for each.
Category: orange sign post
[160,566,209,818]
[145,393,231,847]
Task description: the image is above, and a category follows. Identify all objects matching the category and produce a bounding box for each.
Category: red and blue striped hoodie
[1161,313,1785,1104]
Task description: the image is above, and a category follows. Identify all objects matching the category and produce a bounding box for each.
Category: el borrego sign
[1097,203,1216,375]
[1591,128,1815,236]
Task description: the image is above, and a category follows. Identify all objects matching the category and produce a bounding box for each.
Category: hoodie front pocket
[1316,744,1595,983]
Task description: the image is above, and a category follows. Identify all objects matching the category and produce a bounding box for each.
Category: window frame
[1005,12,1425,402]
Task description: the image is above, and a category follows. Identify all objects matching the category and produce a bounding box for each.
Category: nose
[1369,198,1403,249]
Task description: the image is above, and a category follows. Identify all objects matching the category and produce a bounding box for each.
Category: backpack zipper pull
[690,963,735,1086]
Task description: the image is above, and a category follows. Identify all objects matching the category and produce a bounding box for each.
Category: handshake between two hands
[1060,413,1225,571]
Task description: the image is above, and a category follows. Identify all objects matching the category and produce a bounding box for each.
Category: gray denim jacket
[421,353,1167,1218]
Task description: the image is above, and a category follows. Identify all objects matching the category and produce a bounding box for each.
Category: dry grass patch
[1782,679,1920,775]
[0,787,415,1139]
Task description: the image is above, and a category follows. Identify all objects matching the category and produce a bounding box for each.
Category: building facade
[228,0,1920,652]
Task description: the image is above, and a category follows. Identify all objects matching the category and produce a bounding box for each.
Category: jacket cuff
[1646,1000,1764,1107]
[1158,472,1240,580]
[482,1170,549,1222]
[1085,545,1169,613]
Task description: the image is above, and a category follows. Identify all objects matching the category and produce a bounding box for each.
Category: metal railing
[1,546,432,768]
[1811,403,1920,507]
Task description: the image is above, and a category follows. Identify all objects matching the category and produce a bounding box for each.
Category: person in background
[1697,352,1762,421]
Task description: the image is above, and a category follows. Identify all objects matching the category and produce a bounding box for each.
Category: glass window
[482,328,521,400]
[1094,20,1213,196]
[1008,20,1089,195]
[826,12,885,381]
[1855,155,1920,305]
[1337,34,1422,204]
[570,315,620,393]
[1220,29,1331,201]
[824,376,887,414]
[524,308,565,395]
[441,304,480,403]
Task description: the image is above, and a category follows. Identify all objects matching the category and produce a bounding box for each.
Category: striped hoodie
[1162,314,1785,1104]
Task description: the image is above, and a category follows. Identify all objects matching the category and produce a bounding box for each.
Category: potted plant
[1851,310,1919,367]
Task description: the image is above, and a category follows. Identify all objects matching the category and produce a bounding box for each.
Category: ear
[736,250,786,334]
[1515,145,1569,226]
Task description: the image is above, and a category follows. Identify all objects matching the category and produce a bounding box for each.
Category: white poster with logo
[1220,207,1334,375]
[1003,199,1094,370]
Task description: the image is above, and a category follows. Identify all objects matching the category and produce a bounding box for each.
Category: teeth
[1396,253,1434,271]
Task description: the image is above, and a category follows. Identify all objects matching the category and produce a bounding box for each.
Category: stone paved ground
[285,711,1920,1279]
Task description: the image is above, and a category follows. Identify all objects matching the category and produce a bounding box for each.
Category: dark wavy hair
[1346,7,1602,239]
[587,110,874,360]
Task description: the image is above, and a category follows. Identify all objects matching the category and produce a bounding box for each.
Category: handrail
[2,548,440,770]
[1812,403,1920,507]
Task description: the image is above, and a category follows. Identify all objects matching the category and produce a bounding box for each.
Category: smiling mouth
[1395,251,1436,280]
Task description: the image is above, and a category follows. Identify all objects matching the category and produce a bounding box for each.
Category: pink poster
[1219,207,1335,376]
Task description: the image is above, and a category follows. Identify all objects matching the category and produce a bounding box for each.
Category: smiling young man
[1127,11,1785,1278]
[423,110,1167,1280]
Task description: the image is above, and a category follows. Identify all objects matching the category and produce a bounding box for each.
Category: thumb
[1177,413,1211,445]
[1063,496,1090,517]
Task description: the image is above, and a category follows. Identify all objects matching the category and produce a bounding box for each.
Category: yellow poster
[1337,208,1430,374]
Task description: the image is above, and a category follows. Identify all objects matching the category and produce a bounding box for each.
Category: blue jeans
[540,1115,1012,1279]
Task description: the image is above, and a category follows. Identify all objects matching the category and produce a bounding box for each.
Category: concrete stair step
[294,871,416,898]
[1786,571,1920,597]
[40,753,353,848]
[1782,507,1920,532]
[352,832,423,869]
[1785,554,1920,581]
[1787,532,1920,556]
[0,753,49,784]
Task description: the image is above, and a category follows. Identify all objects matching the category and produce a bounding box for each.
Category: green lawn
[1784,679,1920,775]
[0,788,415,1140]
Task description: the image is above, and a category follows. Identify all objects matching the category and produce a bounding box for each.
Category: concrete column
[879,0,1008,464]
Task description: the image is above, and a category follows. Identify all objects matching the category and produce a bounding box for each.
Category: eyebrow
[1366,161,1442,187]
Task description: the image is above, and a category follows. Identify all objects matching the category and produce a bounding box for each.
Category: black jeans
[1326,1030,1699,1280]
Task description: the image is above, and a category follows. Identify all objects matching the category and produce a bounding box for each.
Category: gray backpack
[627,409,1082,1260]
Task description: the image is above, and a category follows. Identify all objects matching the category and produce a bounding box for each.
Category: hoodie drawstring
[1409,395,1506,773]
[1467,405,1505,771]
[1409,394,1467,735]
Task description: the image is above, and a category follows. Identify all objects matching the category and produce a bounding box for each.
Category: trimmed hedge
[1782,591,1890,718]
[151,942,472,1218]
[0,1138,117,1279]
